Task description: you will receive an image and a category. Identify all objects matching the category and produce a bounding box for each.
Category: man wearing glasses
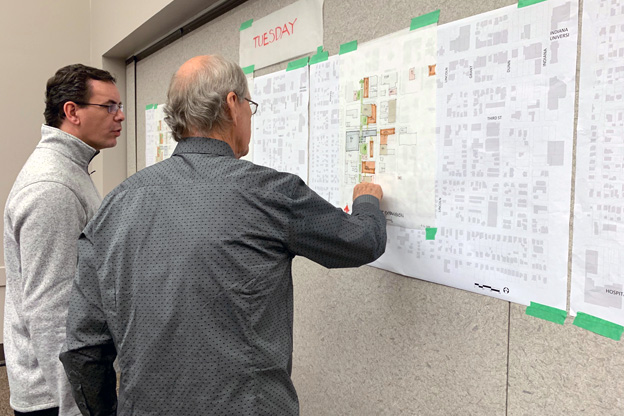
[4,64,124,416]
[60,55,385,415]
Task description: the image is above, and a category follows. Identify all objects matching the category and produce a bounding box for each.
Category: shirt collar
[172,137,236,158]
[39,125,99,169]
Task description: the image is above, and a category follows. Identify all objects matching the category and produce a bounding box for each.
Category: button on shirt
[61,137,387,415]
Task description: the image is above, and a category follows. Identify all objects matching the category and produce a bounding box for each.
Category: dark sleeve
[59,233,118,416]
[286,178,387,268]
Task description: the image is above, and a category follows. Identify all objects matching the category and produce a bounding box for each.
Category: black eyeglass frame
[74,101,124,114]
[244,97,258,115]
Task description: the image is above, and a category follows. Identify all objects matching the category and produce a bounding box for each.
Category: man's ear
[226,92,239,126]
[63,101,81,126]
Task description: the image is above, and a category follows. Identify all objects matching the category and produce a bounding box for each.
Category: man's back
[64,137,386,415]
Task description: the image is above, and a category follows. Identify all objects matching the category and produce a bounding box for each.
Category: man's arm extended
[286,179,387,268]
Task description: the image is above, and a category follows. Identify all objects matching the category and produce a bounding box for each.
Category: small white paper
[145,104,175,168]
[240,74,255,162]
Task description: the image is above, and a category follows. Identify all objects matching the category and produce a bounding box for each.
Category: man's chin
[100,138,118,150]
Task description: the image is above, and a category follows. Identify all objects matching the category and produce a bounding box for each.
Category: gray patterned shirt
[60,137,386,415]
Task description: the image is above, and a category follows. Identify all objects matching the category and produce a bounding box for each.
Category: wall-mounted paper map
[145,104,175,168]
[374,0,578,309]
[571,0,624,326]
[309,55,341,207]
[252,66,309,181]
[339,27,438,230]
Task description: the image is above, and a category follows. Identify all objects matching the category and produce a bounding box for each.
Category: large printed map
[373,0,578,308]
[338,27,438,229]
[571,0,624,326]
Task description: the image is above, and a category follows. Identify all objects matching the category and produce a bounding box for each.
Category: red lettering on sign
[288,18,297,34]
[252,18,298,48]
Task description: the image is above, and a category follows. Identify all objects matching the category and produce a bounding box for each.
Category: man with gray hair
[60,55,386,415]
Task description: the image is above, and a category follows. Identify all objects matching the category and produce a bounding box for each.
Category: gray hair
[164,55,248,141]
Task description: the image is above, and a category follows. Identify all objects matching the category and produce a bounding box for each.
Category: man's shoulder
[8,151,65,201]
[100,156,304,206]
[108,158,177,193]
[124,156,301,192]
[96,159,176,207]
[13,149,54,180]
[230,160,302,193]
[13,146,87,189]
[6,147,98,219]
[5,180,83,228]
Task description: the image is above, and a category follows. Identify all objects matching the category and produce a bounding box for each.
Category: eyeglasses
[75,102,124,114]
[244,97,258,115]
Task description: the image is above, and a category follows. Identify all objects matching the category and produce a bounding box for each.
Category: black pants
[14,407,59,416]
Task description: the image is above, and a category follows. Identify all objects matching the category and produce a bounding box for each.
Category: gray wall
[129,0,623,415]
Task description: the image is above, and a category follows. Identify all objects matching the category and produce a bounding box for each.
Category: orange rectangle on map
[361,161,376,174]
[380,128,395,145]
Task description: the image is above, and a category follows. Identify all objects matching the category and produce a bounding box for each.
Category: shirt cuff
[352,194,380,210]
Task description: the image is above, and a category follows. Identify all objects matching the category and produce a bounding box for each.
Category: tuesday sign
[239,0,324,70]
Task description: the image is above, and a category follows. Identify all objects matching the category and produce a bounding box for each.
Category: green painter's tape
[410,10,441,31]
[145,104,153,110]
[309,50,329,65]
[317,46,323,54]
[286,56,309,71]
[518,0,548,8]
[240,19,253,31]
[525,302,566,325]
[573,312,623,341]
[425,228,437,240]
[242,65,255,75]
[339,40,358,55]
[146,104,158,110]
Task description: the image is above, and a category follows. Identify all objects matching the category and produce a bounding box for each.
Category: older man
[60,55,386,415]
[4,64,124,416]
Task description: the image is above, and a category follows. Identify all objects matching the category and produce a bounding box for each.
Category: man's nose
[115,109,126,122]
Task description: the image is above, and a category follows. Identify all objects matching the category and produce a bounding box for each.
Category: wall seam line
[134,58,138,174]
[505,301,511,416]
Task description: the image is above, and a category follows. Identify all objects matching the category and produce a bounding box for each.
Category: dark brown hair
[44,64,116,128]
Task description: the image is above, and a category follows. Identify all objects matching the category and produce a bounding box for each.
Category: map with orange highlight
[339,27,438,229]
